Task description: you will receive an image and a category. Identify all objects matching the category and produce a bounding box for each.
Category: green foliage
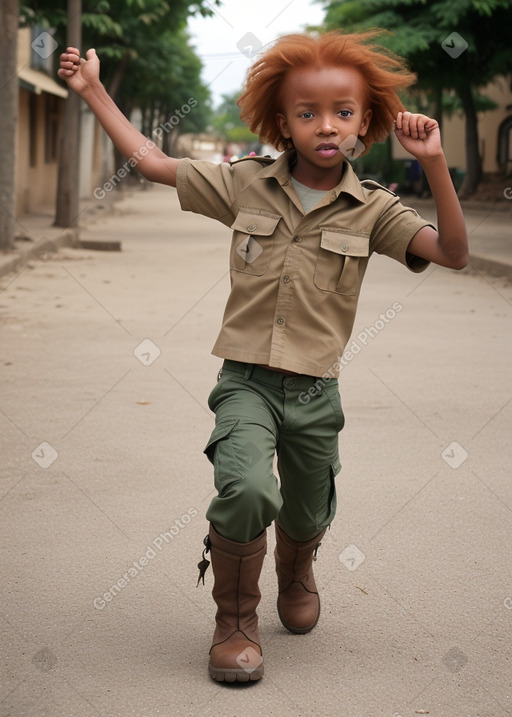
[20,0,219,135]
[322,0,512,93]
[224,126,259,144]
[211,90,246,137]
[210,90,260,143]
[442,89,498,118]
[321,0,512,193]
[123,25,213,135]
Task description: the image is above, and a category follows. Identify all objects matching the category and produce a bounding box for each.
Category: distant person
[404,158,425,196]
[59,30,467,684]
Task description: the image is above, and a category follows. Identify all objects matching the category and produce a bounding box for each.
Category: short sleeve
[370,197,434,273]
[176,158,238,226]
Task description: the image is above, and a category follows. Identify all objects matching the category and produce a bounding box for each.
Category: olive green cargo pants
[204,360,344,543]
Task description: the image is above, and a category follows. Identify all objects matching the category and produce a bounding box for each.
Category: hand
[394,111,443,162]
[58,47,100,96]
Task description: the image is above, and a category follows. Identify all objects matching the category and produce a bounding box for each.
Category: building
[392,75,512,177]
[15,26,108,219]
[16,26,68,216]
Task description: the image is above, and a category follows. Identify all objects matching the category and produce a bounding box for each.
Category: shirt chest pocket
[314,229,370,296]
[230,211,281,276]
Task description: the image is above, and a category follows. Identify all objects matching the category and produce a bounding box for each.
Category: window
[45,95,60,163]
[29,94,38,167]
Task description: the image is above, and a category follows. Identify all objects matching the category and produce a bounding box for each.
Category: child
[59,30,468,684]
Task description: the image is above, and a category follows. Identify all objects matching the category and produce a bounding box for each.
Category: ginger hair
[237,30,417,153]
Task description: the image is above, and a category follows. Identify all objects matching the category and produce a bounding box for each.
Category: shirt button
[293,236,302,242]
[247,223,257,232]
[283,275,291,283]
[276,317,285,326]
[341,243,349,252]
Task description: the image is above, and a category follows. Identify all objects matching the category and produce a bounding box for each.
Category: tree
[117,26,213,157]
[212,91,259,145]
[0,0,20,252]
[23,0,219,101]
[321,0,512,197]
[20,0,218,217]
[54,0,81,228]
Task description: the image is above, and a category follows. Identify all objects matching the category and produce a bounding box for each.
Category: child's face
[276,65,372,185]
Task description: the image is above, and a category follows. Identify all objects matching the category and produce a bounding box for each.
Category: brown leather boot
[199,524,266,682]
[274,523,327,634]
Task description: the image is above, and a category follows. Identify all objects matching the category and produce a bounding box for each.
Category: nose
[317,115,337,136]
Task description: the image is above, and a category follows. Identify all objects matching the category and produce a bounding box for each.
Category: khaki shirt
[176,150,432,377]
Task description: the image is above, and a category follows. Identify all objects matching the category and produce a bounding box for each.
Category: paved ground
[1,183,511,717]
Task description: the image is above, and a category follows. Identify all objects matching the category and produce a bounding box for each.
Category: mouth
[315,143,340,158]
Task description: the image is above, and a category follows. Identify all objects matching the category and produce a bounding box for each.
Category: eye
[338,110,353,118]
[299,111,314,119]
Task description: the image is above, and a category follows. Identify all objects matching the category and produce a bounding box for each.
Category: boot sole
[209,663,264,682]
[277,599,320,634]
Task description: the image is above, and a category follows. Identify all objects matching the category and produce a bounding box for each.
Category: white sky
[187,0,326,107]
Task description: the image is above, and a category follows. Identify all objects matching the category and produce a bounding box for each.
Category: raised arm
[58,47,179,187]
[394,111,468,270]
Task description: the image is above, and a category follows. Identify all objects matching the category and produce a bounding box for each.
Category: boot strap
[313,540,322,560]
[196,534,211,586]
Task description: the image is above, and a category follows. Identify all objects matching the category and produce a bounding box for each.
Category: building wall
[392,75,512,174]
[16,26,108,217]
[442,75,512,174]
[16,27,66,217]
[479,76,512,174]
[16,89,65,216]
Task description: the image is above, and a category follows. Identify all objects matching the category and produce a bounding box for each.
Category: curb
[469,254,512,283]
[1,188,510,284]
[0,186,126,280]
[0,229,79,280]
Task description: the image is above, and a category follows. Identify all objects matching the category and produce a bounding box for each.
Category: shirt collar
[256,149,367,204]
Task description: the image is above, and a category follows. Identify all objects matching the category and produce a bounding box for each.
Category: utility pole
[0,0,20,252]
[55,0,82,228]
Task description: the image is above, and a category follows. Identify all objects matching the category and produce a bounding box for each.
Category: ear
[358,108,373,137]
[276,112,291,139]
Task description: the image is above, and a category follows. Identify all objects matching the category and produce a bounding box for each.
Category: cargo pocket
[203,419,242,491]
[314,228,370,295]
[230,211,281,275]
[316,459,341,528]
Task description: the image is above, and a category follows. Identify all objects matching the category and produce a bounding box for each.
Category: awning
[18,66,68,99]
